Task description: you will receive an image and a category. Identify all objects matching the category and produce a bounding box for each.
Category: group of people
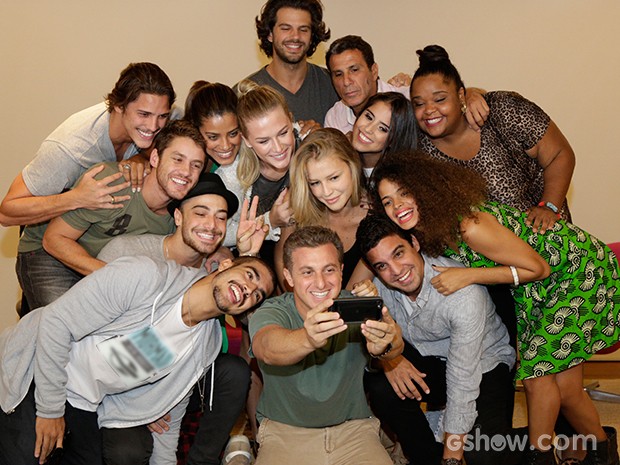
[0,1,619,465]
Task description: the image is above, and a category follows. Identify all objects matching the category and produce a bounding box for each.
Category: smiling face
[306,154,354,213]
[116,92,171,149]
[351,100,392,155]
[242,106,295,178]
[377,178,420,230]
[283,244,343,318]
[211,260,274,315]
[176,194,227,256]
[366,234,425,300]
[152,136,206,200]
[329,49,378,115]
[199,112,241,167]
[269,7,312,65]
[410,73,466,139]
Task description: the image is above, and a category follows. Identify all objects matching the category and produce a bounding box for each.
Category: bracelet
[441,459,463,465]
[241,252,259,258]
[370,342,393,359]
[509,266,520,286]
[538,201,560,218]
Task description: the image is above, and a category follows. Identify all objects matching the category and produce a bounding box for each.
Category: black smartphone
[330,297,383,323]
[46,429,70,465]
[45,447,64,465]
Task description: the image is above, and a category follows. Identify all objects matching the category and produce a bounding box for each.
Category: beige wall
[1,0,619,330]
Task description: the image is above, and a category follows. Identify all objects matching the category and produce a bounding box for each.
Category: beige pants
[255,417,393,465]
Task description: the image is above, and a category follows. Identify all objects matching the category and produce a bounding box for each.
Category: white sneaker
[221,435,253,465]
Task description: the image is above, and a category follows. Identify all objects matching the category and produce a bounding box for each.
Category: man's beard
[273,42,308,65]
[212,285,231,314]
[181,226,221,256]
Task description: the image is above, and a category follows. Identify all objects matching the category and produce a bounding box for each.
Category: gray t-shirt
[18,102,139,253]
[23,102,138,197]
[242,63,338,123]
[98,234,166,263]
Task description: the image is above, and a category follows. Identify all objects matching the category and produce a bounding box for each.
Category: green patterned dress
[445,202,620,380]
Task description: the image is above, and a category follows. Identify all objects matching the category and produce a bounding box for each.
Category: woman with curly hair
[372,151,620,465]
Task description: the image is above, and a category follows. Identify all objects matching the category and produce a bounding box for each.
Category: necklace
[185,287,207,412]
[163,235,171,260]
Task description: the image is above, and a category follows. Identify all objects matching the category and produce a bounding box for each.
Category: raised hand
[236,196,269,256]
[303,299,347,349]
[268,188,293,229]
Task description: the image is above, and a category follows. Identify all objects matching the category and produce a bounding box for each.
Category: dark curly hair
[255,0,330,58]
[411,44,465,94]
[370,150,487,257]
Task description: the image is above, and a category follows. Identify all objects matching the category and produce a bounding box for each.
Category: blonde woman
[216,80,298,250]
[275,128,374,291]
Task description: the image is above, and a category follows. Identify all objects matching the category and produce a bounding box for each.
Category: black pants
[364,340,521,465]
[102,352,251,465]
[0,383,102,465]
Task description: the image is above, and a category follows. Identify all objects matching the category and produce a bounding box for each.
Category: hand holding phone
[329,297,383,323]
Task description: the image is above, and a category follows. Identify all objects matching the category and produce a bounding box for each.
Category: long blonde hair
[235,80,293,190]
[289,128,364,227]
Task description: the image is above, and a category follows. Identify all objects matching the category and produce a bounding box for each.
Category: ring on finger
[110,195,115,204]
[123,163,131,170]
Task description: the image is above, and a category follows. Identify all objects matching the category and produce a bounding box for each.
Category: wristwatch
[370,343,393,358]
[441,459,463,465]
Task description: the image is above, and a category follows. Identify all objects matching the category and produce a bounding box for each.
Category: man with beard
[15,120,205,309]
[96,173,267,465]
[240,0,338,124]
[0,250,275,465]
[98,173,266,271]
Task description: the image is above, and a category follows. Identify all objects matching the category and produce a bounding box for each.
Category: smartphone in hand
[330,297,383,323]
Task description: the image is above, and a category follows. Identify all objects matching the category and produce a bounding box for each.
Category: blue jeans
[16,249,83,313]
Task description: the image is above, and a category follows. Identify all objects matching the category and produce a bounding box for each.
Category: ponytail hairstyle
[235,80,293,190]
[184,81,238,129]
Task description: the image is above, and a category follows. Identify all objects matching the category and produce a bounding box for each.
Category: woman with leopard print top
[411,45,575,237]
